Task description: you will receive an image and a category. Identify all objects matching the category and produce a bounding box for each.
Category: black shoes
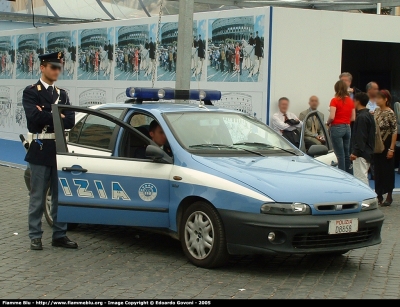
[30,238,43,250]
[30,237,78,250]
[52,236,78,249]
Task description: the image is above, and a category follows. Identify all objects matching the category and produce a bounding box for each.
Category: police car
[30,87,384,268]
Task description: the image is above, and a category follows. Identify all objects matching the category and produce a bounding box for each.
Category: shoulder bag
[374,111,390,154]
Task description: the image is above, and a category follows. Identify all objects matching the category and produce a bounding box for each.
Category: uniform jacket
[22,80,75,166]
[299,108,325,138]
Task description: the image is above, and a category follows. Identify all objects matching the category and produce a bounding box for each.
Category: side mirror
[146,145,164,160]
[307,145,328,157]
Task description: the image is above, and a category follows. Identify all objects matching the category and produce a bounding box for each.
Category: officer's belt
[27,132,56,142]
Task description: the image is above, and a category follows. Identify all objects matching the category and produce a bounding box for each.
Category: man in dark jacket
[350,92,375,186]
[22,52,78,250]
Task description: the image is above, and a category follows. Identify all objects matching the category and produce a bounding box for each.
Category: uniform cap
[38,52,63,68]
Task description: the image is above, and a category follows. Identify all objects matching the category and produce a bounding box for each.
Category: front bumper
[218,208,384,255]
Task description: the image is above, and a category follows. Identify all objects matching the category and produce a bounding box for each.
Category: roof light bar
[126,87,221,101]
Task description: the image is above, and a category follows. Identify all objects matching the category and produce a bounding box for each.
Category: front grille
[314,202,358,212]
[292,227,375,249]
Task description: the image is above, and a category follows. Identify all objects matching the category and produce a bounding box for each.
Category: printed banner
[0,7,270,145]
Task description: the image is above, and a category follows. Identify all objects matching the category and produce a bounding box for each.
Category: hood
[191,155,376,204]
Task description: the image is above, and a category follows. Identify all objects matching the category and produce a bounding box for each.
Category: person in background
[299,95,325,148]
[366,81,379,114]
[271,97,303,147]
[365,81,379,180]
[339,72,361,100]
[350,92,375,186]
[393,99,400,172]
[327,80,356,174]
[374,90,397,206]
[219,46,225,72]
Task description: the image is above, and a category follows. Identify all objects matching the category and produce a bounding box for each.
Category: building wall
[269,7,400,122]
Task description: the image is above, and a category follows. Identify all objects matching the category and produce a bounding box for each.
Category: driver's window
[125,113,173,158]
[129,113,155,139]
[302,113,329,151]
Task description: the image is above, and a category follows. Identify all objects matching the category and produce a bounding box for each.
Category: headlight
[361,198,378,211]
[260,202,311,215]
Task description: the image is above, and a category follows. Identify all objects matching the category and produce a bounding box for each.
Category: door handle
[62,167,88,173]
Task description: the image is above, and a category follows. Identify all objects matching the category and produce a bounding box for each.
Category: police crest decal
[138,183,157,202]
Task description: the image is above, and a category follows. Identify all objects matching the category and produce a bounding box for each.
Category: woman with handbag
[374,89,397,206]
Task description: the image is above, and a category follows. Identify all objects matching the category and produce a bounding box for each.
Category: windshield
[164,112,301,156]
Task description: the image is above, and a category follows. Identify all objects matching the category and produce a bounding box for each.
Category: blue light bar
[126,87,221,101]
[125,87,161,100]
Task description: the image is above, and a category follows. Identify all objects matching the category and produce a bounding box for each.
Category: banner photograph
[0,6,270,159]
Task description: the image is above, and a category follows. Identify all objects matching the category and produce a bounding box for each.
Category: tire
[180,201,229,269]
[43,187,79,231]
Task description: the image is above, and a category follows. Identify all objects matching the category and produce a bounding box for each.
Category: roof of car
[95,102,244,115]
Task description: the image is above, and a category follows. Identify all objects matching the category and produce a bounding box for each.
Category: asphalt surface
[0,165,399,300]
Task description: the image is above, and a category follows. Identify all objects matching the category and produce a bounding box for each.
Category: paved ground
[1,165,400,300]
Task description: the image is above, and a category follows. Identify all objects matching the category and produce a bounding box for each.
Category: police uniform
[22,52,78,250]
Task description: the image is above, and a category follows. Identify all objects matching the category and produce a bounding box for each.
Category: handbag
[374,112,390,154]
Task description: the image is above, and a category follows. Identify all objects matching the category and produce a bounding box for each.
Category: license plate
[328,218,358,234]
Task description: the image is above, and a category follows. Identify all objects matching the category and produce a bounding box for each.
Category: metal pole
[377,2,382,14]
[175,0,194,93]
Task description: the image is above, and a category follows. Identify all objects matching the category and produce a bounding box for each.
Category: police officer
[22,52,78,250]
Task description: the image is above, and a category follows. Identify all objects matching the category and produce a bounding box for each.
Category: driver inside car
[134,120,172,159]
[148,120,172,157]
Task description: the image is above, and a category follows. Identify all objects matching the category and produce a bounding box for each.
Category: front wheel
[180,201,229,268]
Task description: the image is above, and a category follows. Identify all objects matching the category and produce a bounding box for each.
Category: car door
[52,104,173,228]
[299,110,338,167]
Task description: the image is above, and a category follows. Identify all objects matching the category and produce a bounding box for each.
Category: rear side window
[78,115,117,150]
[68,109,124,150]
[68,119,84,143]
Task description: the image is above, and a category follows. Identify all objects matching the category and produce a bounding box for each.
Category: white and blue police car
[45,87,383,268]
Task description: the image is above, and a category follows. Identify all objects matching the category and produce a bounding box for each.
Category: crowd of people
[159,45,177,73]
[0,49,15,76]
[209,42,244,74]
[78,40,113,76]
[115,37,156,75]
[271,72,400,207]
[208,31,263,75]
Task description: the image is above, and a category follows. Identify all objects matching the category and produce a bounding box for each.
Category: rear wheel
[180,201,229,268]
[43,187,78,231]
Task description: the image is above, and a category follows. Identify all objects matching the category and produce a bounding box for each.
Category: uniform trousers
[28,163,67,240]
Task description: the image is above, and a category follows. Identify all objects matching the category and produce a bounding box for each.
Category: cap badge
[57,52,61,59]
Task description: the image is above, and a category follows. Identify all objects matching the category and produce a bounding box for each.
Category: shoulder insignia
[37,84,41,91]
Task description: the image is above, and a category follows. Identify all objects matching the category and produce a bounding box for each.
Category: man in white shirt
[365,81,379,114]
[271,97,303,147]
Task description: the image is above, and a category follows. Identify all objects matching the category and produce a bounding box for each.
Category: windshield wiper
[189,143,265,156]
[189,143,237,149]
[233,142,299,155]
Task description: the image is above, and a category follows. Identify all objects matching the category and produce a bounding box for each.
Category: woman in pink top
[326,80,356,173]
